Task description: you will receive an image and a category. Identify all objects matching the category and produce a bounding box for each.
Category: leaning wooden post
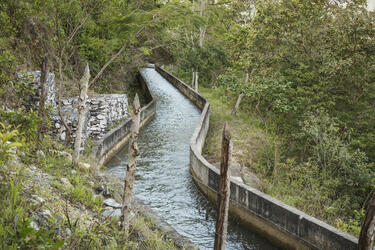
[358,192,375,250]
[36,54,48,150]
[214,122,232,250]
[122,94,141,231]
[73,63,90,165]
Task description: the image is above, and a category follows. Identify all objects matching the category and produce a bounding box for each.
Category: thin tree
[231,93,244,116]
[54,1,91,144]
[36,55,48,150]
[214,122,232,250]
[358,192,375,250]
[89,26,145,88]
[73,63,90,165]
[122,94,141,231]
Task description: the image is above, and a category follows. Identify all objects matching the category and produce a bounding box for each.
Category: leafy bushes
[260,112,374,235]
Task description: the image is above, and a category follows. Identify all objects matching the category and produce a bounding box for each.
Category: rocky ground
[0,148,178,249]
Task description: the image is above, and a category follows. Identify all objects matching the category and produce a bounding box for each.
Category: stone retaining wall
[155,66,358,250]
[18,71,129,143]
[51,94,129,142]
[17,71,56,110]
[94,71,156,165]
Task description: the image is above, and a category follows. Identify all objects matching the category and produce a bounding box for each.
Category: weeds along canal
[106,68,278,250]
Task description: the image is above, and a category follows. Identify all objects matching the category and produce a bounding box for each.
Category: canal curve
[106,68,278,250]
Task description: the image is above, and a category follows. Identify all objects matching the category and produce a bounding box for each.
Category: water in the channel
[106,68,279,250]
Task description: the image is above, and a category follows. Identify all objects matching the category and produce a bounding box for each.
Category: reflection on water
[106,68,278,250]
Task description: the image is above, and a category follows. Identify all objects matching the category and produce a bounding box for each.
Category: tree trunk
[195,71,199,92]
[54,2,89,145]
[36,55,48,150]
[231,72,248,116]
[57,55,72,144]
[214,122,232,250]
[231,93,244,116]
[191,69,195,88]
[73,64,90,165]
[358,193,375,250]
[122,94,141,231]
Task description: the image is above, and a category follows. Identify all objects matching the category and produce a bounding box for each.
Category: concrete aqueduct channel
[97,66,358,249]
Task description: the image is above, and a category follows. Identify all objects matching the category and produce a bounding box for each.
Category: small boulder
[30,221,40,231]
[61,177,72,188]
[102,208,122,219]
[78,162,91,171]
[103,198,122,208]
[37,150,45,159]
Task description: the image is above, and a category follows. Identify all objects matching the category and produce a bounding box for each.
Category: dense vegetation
[163,0,375,236]
[0,0,374,244]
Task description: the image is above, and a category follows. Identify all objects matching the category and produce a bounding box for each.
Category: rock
[55,122,61,129]
[30,221,40,231]
[103,186,111,198]
[61,177,72,188]
[58,151,72,162]
[31,195,45,204]
[78,162,91,171]
[231,160,242,178]
[102,208,122,219]
[103,198,122,208]
[95,185,105,193]
[60,132,66,141]
[242,173,261,189]
[41,209,51,218]
[37,150,45,159]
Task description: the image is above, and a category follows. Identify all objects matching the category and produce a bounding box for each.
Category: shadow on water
[106,68,279,250]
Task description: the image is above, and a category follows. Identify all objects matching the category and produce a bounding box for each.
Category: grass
[198,85,364,237]
[0,135,178,249]
[199,86,269,183]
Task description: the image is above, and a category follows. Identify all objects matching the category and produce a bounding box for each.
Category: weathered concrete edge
[155,66,358,250]
[94,72,156,166]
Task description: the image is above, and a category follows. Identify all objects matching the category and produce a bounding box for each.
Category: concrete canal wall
[155,66,358,250]
[94,71,156,165]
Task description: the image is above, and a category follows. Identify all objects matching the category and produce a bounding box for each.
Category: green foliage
[69,174,102,212]
[0,166,63,249]
[170,0,375,236]
[0,109,39,142]
[0,123,22,163]
[259,112,374,236]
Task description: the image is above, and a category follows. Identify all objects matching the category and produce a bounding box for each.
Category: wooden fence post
[73,63,90,165]
[122,94,141,231]
[36,54,48,150]
[358,192,375,250]
[214,122,232,250]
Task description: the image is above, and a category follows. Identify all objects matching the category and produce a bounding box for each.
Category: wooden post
[194,71,199,92]
[36,54,48,150]
[191,69,195,88]
[231,93,244,116]
[358,192,375,250]
[122,94,141,231]
[214,122,232,250]
[73,63,90,165]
